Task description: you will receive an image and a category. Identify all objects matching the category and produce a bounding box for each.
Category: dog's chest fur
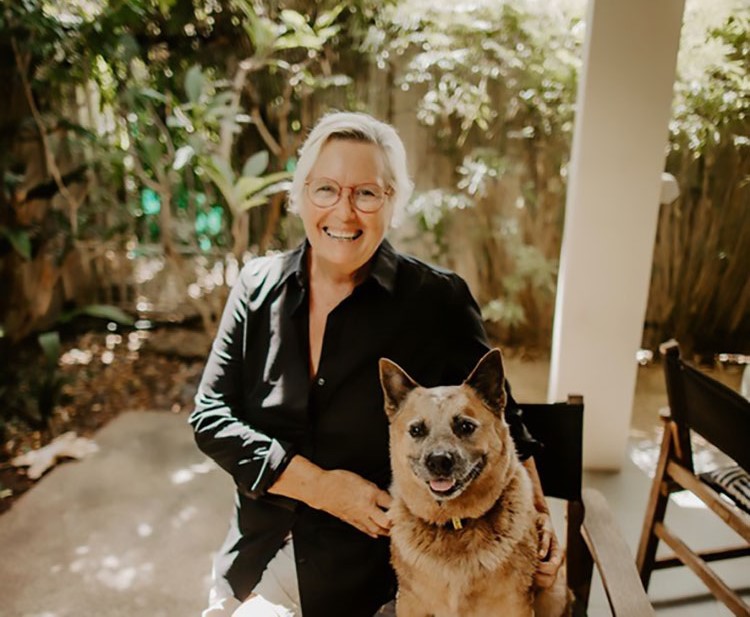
[390,463,539,615]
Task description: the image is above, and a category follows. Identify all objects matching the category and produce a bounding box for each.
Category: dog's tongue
[429,478,455,492]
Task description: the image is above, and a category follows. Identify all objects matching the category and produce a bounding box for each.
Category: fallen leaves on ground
[0,327,205,514]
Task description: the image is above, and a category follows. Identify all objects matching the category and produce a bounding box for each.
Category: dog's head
[379,349,515,518]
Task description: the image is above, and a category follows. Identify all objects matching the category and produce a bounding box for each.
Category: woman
[190,112,562,617]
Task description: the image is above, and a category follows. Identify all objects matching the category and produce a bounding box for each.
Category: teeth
[324,228,361,241]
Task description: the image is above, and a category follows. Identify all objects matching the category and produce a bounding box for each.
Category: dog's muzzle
[421,452,486,499]
[426,451,455,476]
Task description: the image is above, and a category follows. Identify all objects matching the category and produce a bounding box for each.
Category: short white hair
[287,111,414,226]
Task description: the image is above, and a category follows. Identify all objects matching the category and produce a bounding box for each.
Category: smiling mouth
[323,227,363,241]
[427,457,486,499]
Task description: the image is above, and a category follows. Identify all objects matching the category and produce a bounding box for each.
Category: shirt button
[316,377,325,386]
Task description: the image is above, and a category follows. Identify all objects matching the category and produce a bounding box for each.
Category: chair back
[519,395,584,501]
[662,341,750,473]
[521,396,656,616]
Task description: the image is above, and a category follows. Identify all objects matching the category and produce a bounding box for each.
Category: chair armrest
[581,488,655,617]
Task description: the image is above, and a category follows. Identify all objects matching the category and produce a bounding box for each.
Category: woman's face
[300,139,394,278]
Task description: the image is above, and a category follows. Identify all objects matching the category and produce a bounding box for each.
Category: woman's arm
[189,264,295,498]
[267,455,392,538]
[523,457,565,588]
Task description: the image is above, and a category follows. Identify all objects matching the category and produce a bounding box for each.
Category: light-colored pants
[202,538,301,617]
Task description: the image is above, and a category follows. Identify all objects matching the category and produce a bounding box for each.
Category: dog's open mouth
[429,478,457,494]
[426,457,486,499]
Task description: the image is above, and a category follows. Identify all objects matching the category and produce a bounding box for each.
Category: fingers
[318,469,392,537]
[534,561,558,588]
[369,507,391,535]
[538,525,552,559]
[535,511,562,589]
[534,534,564,589]
[375,489,393,510]
[536,512,553,558]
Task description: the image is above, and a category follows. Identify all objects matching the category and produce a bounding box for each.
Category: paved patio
[1,359,747,616]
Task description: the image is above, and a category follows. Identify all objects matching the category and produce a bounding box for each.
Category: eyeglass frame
[304,177,393,213]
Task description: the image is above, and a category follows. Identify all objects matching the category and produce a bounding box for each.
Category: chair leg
[566,500,593,615]
[636,420,674,590]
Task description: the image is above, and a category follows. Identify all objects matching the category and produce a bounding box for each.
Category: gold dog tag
[451,517,463,530]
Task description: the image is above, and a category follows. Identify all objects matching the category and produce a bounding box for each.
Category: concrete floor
[1,358,747,616]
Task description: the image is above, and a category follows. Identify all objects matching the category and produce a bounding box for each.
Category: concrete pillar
[548,0,686,469]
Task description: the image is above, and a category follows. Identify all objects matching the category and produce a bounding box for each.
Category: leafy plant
[365,0,581,347]
[644,2,750,353]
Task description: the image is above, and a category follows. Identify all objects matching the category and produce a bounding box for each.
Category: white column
[548,0,685,469]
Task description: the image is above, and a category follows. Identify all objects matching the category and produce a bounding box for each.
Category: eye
[315,183,337,195]
[408,421,427,439]
[453,417,477,437]
[356,185,380,199]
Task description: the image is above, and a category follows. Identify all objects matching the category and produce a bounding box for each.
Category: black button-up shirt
[189,239,536,617]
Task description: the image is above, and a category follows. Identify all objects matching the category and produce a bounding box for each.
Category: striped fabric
[700,464,750,515]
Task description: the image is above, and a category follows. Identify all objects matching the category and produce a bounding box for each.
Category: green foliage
[8,331,68,429]
[0,226,33,260]
[365,0,582,146]
[645,1,750,353]
[57,305,135,326]
[4,0,746,351]
[671,1,750,154]
[365,0,580,345]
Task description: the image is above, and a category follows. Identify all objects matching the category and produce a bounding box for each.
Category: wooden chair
[636,340,750,616]
[522,396,655,617]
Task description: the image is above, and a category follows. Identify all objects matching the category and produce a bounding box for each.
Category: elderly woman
[190,112,562,617]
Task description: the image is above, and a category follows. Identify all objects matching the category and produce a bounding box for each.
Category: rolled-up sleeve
[444,275,540,461]
[188,265,295,498]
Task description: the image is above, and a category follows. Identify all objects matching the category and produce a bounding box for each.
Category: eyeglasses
[305,178,392,213]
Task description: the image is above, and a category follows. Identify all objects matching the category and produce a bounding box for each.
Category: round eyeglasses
[305,178,392,213]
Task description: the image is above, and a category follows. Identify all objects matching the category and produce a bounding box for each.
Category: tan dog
[379,349,570,617]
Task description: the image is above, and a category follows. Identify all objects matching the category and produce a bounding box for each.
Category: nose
[426,451,455,476]
[332,187,357,216]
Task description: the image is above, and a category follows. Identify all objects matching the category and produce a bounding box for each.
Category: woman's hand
[267,456,391,538]
[313,469,392,538]
[534,510,564,588]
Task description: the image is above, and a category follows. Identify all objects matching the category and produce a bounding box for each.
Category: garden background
[1,0,748,508]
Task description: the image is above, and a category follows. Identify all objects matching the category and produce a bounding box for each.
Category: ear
[463,348,506,416]
[379,358,419,421]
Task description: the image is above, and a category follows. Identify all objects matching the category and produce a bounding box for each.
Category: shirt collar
[279,238,398,294]
[279,242,307,287]
[369,238,397,294]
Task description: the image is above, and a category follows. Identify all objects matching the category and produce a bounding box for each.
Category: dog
[379,348,570,617]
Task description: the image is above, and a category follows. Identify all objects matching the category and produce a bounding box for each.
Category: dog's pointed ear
[379,358,419,420]
[463,349,506,416]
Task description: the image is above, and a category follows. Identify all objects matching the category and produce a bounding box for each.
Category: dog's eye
[454,418,477,437]
[408,421,427,439]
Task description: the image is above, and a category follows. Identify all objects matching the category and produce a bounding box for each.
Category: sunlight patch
[171,460,216,484]
[171,506,198,529]
[669,491,707,509]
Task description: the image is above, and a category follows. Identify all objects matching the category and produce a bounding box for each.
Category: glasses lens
[308,179,340,207]
[353,184,385,212]
[307,179,387,212]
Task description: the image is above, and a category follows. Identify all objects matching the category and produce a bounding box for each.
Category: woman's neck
[307,254,369,292]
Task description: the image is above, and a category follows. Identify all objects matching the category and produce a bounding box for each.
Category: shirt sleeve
[444,275,540,461]
[188,264,295,498]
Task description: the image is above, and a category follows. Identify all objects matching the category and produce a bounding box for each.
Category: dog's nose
[426,451,455,476]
